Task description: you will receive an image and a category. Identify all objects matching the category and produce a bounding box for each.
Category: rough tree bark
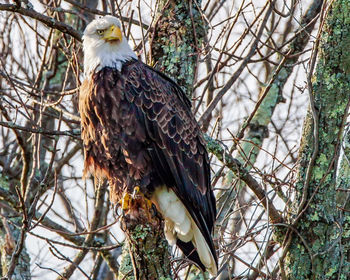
[283,0,350,279]
[149,0,205,97]
[0,178,31,280]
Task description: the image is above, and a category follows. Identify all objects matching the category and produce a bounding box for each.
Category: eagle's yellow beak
[104,25,122,42]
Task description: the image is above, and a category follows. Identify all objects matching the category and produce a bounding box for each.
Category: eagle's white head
[82,16,137,75]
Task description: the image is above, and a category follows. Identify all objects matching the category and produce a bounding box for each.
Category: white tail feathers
[192,225,216,275]
[152,187,217,276]
[175,217,191,237]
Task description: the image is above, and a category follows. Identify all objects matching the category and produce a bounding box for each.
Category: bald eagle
[80,16,217,275]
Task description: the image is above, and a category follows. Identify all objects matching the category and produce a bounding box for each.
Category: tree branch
[198,0,276,127]
[205,135,283,224]
[0,4,82,41]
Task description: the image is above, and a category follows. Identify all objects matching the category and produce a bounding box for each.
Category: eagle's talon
[146,198,153,211]
[132,186,140,199]
[120,192,131,211]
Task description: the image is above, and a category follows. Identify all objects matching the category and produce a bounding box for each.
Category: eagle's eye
[96,29,105,36]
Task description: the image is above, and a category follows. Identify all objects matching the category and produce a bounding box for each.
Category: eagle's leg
[120,186,154,220]
[132,186,153,211]
[132,186,140,199]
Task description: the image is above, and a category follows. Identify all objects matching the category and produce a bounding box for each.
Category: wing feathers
[121,61,218,273]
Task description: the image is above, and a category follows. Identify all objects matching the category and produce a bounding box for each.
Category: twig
[198,0,276,127]
[205,134,283,224]
[0,4,82,41]
[0,120,81,138]
[236,49,291,140]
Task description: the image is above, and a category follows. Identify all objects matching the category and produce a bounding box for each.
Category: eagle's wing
[118,61,217,272]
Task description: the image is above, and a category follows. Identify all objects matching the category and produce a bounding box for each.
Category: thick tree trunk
[149,0,205,97]
[284,1,350,279]
[336,128,350,277]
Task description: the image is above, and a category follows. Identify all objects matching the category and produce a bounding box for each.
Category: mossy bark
[0,178,31,279]
[149,0,205,98]
[284,1,350,279]
[118,212,171,280]
[0,224,31,280]
[336,128,350,278]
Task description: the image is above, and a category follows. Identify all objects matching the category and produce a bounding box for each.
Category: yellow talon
[132,186,140,198]
[133,186,152,211]
[121,192,131,211]
[145,198,153,210]
[119,187,154,220]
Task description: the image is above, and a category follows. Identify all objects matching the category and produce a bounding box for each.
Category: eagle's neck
[83,38,137,76]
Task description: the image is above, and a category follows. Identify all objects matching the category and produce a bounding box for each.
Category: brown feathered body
[79,59,217,272]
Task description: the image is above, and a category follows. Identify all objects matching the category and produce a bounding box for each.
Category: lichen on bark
[119,211,171,280]
[149,0,205,98]
[284,1,350,279]
[0,177,31,280]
